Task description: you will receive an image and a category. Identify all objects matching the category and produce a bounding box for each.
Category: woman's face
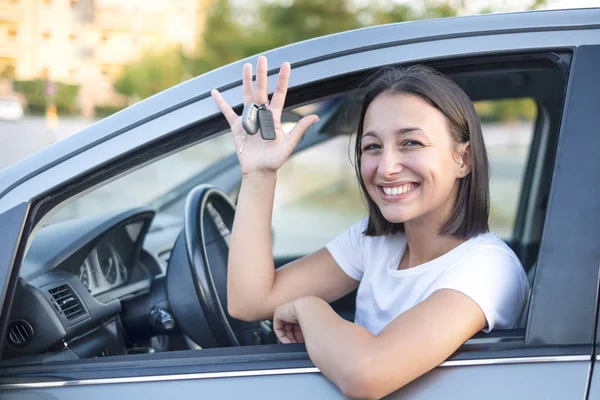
[360,93,468,227]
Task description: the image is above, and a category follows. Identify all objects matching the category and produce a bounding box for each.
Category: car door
[576,44,600,400]
[0,10,599,400]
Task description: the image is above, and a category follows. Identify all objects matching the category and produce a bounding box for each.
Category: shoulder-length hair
[354,65,490,239]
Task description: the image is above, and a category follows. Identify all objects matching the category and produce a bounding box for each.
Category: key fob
[258,107,276,140]
[241,103,260,135]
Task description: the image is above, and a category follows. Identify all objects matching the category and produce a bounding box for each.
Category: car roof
[0,7,598,194]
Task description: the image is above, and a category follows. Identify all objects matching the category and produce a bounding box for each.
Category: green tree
[365,3,415,26]
[114,47,186,101]
[419,3,457,19]
[192,0,254,75]
[192,0,360,76]
[528,0,548,10]
[257,0,360,50]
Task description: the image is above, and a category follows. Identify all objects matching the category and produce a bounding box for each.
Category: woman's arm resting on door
[292,289,486,400]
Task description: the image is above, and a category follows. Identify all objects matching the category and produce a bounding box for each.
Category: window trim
[1,353,595,390]
[0,342,592,388]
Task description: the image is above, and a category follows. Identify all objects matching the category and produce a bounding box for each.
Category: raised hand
[211,56,320,177]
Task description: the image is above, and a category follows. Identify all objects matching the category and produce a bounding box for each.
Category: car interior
[0,51,569,368]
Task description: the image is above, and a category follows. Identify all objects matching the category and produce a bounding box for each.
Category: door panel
[396,361,590,399]
[0,372,344,400]
[0,360,590,399]
[587,357,600,400]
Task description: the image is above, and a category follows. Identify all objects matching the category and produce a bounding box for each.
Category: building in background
[0,0,212,116]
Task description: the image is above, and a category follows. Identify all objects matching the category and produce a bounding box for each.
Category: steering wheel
[166,184,261,348]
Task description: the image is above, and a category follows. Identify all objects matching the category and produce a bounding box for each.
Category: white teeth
[382,183,417,196]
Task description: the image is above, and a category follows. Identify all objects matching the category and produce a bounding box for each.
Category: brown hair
[354,65,489,238]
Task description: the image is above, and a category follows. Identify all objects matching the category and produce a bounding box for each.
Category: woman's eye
[402,140,422,148]
[362,143,380,151]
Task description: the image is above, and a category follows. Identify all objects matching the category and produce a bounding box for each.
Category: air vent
[49,284,86,321]
[7,320,33,347]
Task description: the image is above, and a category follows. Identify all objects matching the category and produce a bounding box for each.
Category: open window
[0,52,569,373]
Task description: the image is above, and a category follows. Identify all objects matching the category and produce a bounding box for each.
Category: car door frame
[0,10,600,399]
[577,42,600,400]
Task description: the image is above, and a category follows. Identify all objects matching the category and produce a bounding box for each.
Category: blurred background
[1,0,598,254]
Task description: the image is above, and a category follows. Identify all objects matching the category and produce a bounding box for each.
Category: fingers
[242,63,253,105]
[274,321,294,344]
[293,325,305,343]
[286,114,320,145]
[284,323,297,343]
[274,320,303,344]
[211,89,239,127]
[269,62,290,112]
[254,56,269,105]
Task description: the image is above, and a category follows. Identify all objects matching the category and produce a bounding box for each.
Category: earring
[458,159,463,165]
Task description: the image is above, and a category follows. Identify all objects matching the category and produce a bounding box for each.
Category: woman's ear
[456,142,471,178]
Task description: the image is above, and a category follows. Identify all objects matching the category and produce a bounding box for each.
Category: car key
[241,102,260,135]
[257,106,276,140]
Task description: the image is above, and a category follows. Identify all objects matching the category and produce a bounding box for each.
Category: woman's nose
[378,148,403,178]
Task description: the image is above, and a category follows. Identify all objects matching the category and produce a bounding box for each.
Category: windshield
[49,133,236,224]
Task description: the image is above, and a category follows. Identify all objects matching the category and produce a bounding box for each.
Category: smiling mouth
[380,183,419,196]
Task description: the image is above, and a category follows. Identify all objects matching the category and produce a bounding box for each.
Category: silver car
[1,8,600,399]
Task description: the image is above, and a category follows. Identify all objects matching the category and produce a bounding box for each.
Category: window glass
[49,133,235,223]
[475,98,537,239]
[272,135,367,257]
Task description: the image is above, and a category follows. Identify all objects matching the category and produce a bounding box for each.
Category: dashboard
[74,221,144,296]
[4,209,159,363]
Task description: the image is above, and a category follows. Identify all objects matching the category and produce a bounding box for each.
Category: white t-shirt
[326,218,529,335]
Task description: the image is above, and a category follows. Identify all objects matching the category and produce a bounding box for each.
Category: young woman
[211,56,528,399]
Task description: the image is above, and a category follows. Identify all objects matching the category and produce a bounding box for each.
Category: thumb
[285,114,320,147]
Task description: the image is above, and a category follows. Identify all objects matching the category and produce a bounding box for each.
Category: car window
[270,98,537,257]
[272,135,367,257]
[48,133,236,224]
[475,98,537,239]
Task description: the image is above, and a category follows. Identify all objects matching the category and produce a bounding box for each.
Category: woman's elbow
[337,357,404,400]
[339,377,380,399]
[227,302,269,322]
[337,361,384,400]
[227,302,254,321]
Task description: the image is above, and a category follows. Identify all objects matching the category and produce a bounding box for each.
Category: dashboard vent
[49,284,86,321]
[7,320,33,347]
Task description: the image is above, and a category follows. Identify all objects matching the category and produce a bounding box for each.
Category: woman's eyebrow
[362,127,425,138]
[396,127,424,135]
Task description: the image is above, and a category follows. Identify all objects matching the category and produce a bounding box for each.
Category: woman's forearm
[294,297,377,398]
[227,171,278,320]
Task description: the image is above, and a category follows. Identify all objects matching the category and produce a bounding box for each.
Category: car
[0,95,24,122]
[0,7,600,399]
